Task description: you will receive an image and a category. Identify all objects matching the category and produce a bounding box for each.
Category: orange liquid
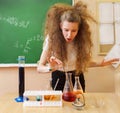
[62,92,76,102]
[73,90,83,98]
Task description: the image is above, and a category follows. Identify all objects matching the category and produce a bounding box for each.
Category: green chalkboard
[0,0,72,64]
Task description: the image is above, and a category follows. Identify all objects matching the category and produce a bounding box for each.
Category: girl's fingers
[50,56,62,65]
[47,56,63,71]
[101,58,120,66]
[106,58,119,64]
[54,58,62,65]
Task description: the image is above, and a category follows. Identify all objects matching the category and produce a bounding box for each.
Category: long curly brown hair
[43,1,96,74]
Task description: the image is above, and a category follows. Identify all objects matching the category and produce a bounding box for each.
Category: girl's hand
[100,58,120,66]
[47,56,63,71]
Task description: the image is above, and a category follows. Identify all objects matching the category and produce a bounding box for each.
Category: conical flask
[62,72,76,102]
[72,76,85,109]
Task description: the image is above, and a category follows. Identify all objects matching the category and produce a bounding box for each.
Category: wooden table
[0,93,120,113]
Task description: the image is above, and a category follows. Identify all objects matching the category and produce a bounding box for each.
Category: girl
[37,1,119,92]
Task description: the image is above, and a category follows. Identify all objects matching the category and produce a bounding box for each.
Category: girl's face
[60,20,79,42]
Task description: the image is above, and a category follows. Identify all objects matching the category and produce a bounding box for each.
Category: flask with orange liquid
[72,76,85,109]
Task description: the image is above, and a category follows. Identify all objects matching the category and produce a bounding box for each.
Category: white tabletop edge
[0,64,37,67]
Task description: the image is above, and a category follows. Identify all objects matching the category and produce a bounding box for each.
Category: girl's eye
[72,30,77,32]
[64,29,69,32]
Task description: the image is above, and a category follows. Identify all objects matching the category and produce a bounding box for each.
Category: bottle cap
[18,56,25,61]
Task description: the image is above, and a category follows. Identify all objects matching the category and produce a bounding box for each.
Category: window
[98,2,120,54]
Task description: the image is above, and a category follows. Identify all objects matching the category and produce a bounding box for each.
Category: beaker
[62,72,76,102]
[72,76,85,109]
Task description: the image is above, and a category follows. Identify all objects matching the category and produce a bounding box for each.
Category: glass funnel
[62,72,76,102]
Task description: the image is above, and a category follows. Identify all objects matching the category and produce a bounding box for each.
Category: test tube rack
[23,90,62,107]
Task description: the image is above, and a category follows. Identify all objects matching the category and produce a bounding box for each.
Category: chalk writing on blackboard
[14,41,24,49]
[23,34,43,53]
[0,15,30,28]
[13,34,43,53]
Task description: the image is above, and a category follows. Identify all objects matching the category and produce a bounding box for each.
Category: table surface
[0,92,120,113]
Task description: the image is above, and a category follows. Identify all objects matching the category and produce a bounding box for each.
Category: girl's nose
[67,31,72,38]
